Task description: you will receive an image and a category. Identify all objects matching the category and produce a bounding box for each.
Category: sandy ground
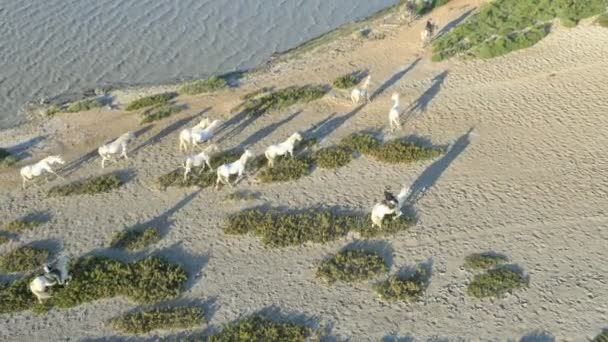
[1,0,607,340]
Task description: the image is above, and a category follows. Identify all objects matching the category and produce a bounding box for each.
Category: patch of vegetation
[369,139,443,164]
[47,173,123,197]
[410,0,452,16]
[257,156,313,183]
[208,314,310,341]
[0,278,37,314]
[4,218,43,233]
[226,190,260,202]
[141,104,186,124]
[375,267,429,302]
[224,208,414,247]
[65,98,103,113]
[178,76,228,95]
[236,85,327,118]
[313,146,353,169]
[340,133,380,154]
[0,148,18,168]
[592,330,608,342]
[463,252,508,270]
[0,235,10,245]
[240,87,274,101]
[316,250,388,284]
[467,266,528,298]
[109,226,160,252]
[432,0,606,61]
[125,93,176,111]
[597,13,608,27]
[45,105,62,116]
[333,72,360,89]
[111,306,204,334]
[0,246,50,273]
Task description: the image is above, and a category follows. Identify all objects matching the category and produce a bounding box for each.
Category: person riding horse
[383,188,399,209]
[425,18,436,36]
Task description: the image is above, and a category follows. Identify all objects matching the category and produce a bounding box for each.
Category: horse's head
[391,93,399,102]
[242,149,253,160]
[290,132,303,143]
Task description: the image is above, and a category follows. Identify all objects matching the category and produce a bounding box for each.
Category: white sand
[1,0,607,340]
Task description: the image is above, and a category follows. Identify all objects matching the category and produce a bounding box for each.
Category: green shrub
[141,104,186,124]
[111,306,204,334]
[46,105,62,116]
[463,252,508,270]
[258,156,313,183]
[126,93,176,111]
[375,267,429,302]
[47,173,123,197]
[0,246,50,273]
[369,139,443,164]
[4,218,43,232]
[340,133,380,154]
[208,314,310,341]
[224,208,414,247]
[467,267,528,298]
[0,278,37,314]
[240,87,274,101]
[65,99,103,113]
[313,146,353,169]
[592,330,608,342]
[316,250,388,284]
[597,13,608,27]
[333,72,359,89]
[432,0,606,61]
[0,148,18,168]
[0,235,10,245]
[109,227,160,252]
[236,85,327,117]
[178,76,228,95]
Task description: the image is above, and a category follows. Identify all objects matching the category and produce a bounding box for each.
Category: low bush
[467,266,528,298]
[208,314,310,341]
[257,156,313,183]
[592,330,608,342]
[48,173,123,197]
[178,76,228,95]
[109,226,160,252]
[316,250,388,284]
[224,208,414,247]
[45,105,62,116]
[0,246,50,273]
[236,85,327,117]
[597,13,608,27]
[0,148,18,168]
[333,72,360,89]
[240,87,274,101]
[369,139,443,164]
[111,306,204,334]
[470,25,550,59]
[340,133,380,154]
[0,235,10,245]
[141,104,186,124]
[126,93,176,111]
[313,146,353,169]
[463,252,508,270]
[0,278,37,314]
[4,218,43,232]
[375,268,429,302]
[65,98,103,113]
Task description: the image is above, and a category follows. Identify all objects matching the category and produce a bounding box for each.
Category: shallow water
[0,0,397,129]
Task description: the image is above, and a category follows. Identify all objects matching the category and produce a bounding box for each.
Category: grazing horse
[20,156,65,189]
[29,255,71,303]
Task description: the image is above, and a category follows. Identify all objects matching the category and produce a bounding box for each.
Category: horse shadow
[381,335,415,342]
[6,135,48,160]
[154,242,210,291]
[371,58,421,101]
[303,104,365,144]
[405,70,449,118]
[239,110,302,148]
[434,8,476,40]
[395,257,434,287]
[407,128,474,203]
[519,330,556,342]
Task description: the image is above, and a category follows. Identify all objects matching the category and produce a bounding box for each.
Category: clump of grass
[597,13,608,27]
[0,278,37,314]
[592,330,608,342]
[340,133,380,154]
[0,246,50,273]
[467,266,528,298]
[141,104,186,124]
[0,235,11,245]
[45,105,62,116]
[48,173,123,197]
[4,218,43,233]
[369,139,443,164]
[126,93,176,111]
[375,267,429,302]
[313,146,353,169]
[65,98,103,113]
[463,252,508,270]
[333,72,360,89]
[226,190,260,202]
[257,156,313,183]
[0,148,18,168]
[111,306,204,334]
[109,227,160,252]
[208,314,310,341]
[316,250,388,284]
[432,0,606,61]
[178,76,228,95]
[225,208,414,247]
[237,85,327,117]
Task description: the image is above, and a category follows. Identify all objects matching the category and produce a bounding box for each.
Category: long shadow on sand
[371,58,421,101]
[519,331,556,342]
[407,128,474,203]
[404,70,449,122]
[303,104,365,143]
[434,8,476,40]
[5,135,47,160]
[239,110,302,147]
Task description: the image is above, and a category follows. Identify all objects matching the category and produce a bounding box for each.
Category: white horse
[177,117,211,152]
[20,156,65,189]
[264,132,302,167]
[179,119,221,152]
[371,186,410,228]
[215,149,253,189]
[183,144,219,181]
[98,131,135,168]
[389,93,401,132]
[29,255,71,303]
[351,75,371,105]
